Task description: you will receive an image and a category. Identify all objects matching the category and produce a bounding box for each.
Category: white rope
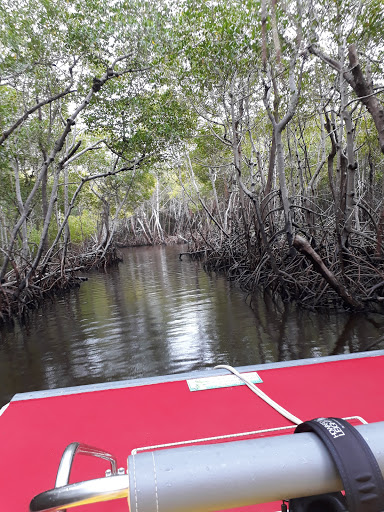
[214,364,303,425]
[0,403,9,417]
[131,424,295,455]
[130,417,365,456]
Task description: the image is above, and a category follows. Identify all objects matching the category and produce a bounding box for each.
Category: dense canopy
[1,0,384,319]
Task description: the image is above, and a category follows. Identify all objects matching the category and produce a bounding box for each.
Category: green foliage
[170,0,261,95]
[28,225,43,253]
[28,220,59,252]
[68,211,97,244]
[85,83,196,161]
[28,210,97,250]
[0,0,384,268]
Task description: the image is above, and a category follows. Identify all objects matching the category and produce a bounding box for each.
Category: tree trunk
[60,156,71,275]
[29,166,61,273]
[348,45,384,154]
[0,58,127,280]
[293,235,362,309]
[341,108,357,246]
[275,127,293,247]
[309,43,384,155]
[263,55,304,248]
[263,131,276,199]
[230,88,249,235]
[12,159,29,260]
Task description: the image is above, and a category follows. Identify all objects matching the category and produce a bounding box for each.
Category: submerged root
[0,245,121,326]
[187,222,384,313]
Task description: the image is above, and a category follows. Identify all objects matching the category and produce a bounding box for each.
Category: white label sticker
[187,372,263,391]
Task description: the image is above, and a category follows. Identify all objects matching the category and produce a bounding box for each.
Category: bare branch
[0,88,75,147]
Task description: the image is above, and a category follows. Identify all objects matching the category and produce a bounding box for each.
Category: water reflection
[0,244,383,406]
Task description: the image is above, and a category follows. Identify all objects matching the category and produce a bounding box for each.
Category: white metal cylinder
[127,421,384,512]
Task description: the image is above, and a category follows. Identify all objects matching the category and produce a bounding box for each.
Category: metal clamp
[29,442,129,512]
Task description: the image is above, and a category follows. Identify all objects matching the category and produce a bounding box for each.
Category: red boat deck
[1,350,383,512]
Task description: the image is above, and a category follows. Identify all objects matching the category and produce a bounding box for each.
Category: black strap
[289,492,347,512]
[294,418,384,512]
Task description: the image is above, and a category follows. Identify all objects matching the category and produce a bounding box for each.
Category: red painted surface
[1,354,383,512]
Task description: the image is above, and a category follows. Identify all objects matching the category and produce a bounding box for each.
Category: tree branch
[0,88,75,147]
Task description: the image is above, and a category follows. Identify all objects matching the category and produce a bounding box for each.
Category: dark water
[1,245,383,407]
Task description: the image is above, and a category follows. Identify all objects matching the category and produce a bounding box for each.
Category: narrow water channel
[1,244,383,407]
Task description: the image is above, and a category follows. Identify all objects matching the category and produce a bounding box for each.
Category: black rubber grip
[295,418,384,512]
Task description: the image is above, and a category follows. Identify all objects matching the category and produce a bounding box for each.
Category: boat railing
[29,442,129,512]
